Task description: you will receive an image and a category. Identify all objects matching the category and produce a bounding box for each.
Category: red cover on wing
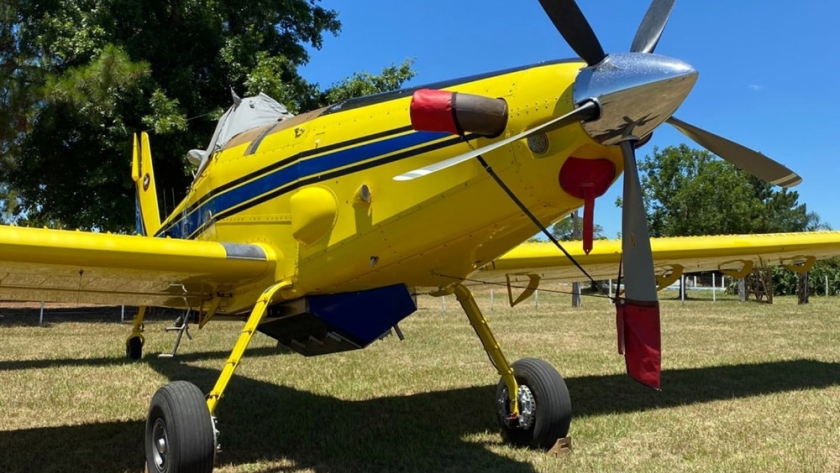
[616,299,661,389]
[409,89,459,135]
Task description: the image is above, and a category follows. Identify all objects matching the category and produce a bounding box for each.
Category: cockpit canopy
[189,92,294,175]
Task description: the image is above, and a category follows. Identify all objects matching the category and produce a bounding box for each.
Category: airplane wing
[0,226,277,308]
[475,231,840,288]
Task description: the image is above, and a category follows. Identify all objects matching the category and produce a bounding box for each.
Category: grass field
[0,289,838,473]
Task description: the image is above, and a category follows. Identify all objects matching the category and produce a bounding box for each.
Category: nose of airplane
[572,52,698,145]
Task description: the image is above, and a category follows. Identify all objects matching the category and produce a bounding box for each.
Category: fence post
[490,289,494,311]
[534,289,539,308]
[441,296,446,313]
[39,301,45,326]
[712,273,716,302]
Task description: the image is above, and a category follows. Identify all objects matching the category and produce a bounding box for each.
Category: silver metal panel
[573,53,697,145]
[221,243,267,260]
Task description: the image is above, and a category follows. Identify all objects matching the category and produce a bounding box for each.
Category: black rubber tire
[126,337,143,361]
[496,358,572,449]
[145,381,215,473]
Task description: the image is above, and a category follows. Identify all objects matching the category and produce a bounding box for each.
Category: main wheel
[126,336,143,360]
[496,358,572,449]
[145,381,215,473]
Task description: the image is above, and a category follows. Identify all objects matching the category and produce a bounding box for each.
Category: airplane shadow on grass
[0,305,183,327]
[0,346,287,371]
[0,355,837,473]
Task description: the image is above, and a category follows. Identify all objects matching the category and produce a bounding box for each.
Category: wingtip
[773,173,803,188]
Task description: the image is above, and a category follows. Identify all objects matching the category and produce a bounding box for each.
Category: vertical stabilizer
[132,132,162,236]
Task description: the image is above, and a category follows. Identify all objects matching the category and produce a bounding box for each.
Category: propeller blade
[630,0,676,54]
[616,140,662,390]
[537,0,606,66]
[618,140,658,303]
[666,116,802,188]
[394,101,599,181]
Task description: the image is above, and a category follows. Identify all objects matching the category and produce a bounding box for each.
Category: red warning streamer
[616,299,661,389]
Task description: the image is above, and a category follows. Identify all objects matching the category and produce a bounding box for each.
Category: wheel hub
[151,418,169,470]
[498,384,537,429]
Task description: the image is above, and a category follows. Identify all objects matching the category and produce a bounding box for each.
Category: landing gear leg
[159,307,194,358]
[453,284,572,450]
[205,281,290,414]
[144,281,291,473]
[126,306,147,360]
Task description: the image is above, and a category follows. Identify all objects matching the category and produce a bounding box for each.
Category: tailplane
[131,132,162,236]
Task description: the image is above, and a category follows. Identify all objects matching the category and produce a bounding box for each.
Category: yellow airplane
[1,1,839,471]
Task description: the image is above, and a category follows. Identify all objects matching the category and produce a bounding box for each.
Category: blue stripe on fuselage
[164,130,450,239]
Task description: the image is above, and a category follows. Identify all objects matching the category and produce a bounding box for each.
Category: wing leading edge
[476,232,840,285]
[0,226,278,308]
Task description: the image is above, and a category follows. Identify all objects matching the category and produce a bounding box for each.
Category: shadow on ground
[0,305,183,327]
[0,346,287,371]
[0,356,837,473]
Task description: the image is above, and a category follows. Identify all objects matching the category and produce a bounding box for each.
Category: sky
[300,0,840,238]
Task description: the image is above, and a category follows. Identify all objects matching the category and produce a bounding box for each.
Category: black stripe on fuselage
[157,124,415,236]
[184,133,478,239]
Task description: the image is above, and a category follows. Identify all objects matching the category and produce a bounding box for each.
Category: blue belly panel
[307,284,417,346]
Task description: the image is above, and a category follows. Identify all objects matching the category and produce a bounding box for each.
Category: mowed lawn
[0,290,838,473]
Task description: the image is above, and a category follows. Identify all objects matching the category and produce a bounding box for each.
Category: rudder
[132,132,162,236]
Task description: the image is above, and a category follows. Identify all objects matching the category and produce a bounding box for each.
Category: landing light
[355,184,372,204]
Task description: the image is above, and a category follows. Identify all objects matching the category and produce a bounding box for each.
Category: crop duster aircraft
[2,1,840,472]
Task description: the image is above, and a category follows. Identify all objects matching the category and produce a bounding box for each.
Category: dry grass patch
[0,294,838,472]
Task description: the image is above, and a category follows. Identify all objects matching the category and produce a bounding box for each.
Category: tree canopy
[549,214,604,241]
[635,144,825,237]
[0,0,415,231]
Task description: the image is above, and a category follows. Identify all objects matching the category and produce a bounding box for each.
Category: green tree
[549,215,604,241]
[636,144,816,237]
[2,1,415,231]
[772,258,840,297]
[0,0,42,221]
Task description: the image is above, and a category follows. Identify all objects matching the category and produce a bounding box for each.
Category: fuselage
[157,59,624,312]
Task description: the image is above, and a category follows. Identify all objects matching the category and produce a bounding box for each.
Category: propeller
[394,0,803,388]
[537,0,605,66]
[666,117,802,188]
[630,0,676,54]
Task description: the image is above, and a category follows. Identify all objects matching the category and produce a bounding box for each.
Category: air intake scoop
[410,89,508,137]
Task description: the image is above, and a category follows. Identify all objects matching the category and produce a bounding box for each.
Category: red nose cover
[558,157,616,254]
[410,89,459,135]
[616,299,661,389]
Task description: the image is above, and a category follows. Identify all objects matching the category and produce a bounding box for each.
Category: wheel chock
[547,436,572,456]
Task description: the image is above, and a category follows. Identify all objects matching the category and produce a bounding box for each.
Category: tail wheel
[145,381,215,473]
[126,336,143,360]
[496,358,572,449]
